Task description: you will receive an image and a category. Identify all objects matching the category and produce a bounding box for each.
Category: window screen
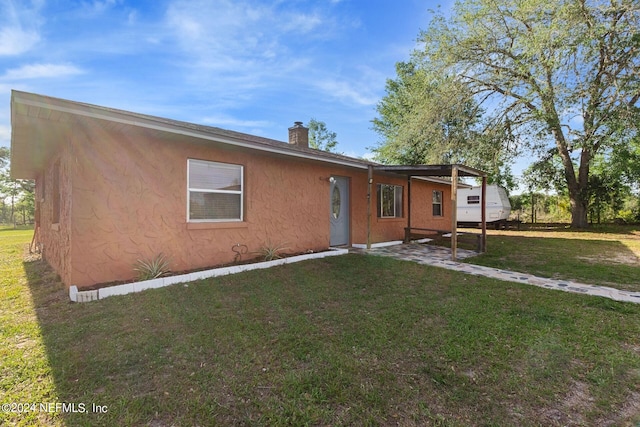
[188,159,243,221]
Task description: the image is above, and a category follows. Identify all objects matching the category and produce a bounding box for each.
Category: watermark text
[2,402,108,414]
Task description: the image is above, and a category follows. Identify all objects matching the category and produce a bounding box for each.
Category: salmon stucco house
[10,91,487,292]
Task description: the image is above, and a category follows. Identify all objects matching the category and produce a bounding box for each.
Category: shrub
[134,253,170,281]
[254,240,289,261]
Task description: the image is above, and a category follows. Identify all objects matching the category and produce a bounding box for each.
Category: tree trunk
[570,150,592,229]
[569,189,589,228]
[546,108,591,229]
[550,122,591,228]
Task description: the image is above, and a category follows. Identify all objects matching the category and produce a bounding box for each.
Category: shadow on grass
[21,257,116,426]
[516,222,640,236]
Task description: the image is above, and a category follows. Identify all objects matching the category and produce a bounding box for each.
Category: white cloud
[81,0,121,15]
[164,0,334,90]
[2,63,85,80]
[315,79,379,106]
[201,114,272,129]
[0,27,40,55]
[127,10,138,25]
[0,0,43,55]
[280,12,323,34]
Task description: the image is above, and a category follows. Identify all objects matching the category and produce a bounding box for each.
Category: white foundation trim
[411,238,433,244]
[70,248,349,302]
[351,240,403,249]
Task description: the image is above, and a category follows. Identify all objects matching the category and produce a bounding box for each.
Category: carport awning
[373,164,486,178]
[366,164,488,260]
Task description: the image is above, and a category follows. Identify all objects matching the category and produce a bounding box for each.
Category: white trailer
[457,185,511,228]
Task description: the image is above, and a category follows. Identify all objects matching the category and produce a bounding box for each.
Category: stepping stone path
[351,243,640,304]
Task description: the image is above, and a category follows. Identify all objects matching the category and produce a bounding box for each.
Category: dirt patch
[596,391,640,427]
[22,243,42,263]
[541,380,595,426]
[540,379,640,426]
[577,253,639,266]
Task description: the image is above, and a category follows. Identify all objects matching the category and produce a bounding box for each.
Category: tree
[307,119,339,152]
[0,146,9,169]
[0,169,20,224]
[587,154,630,223]
[372,62,479,164]
[0,147,35,225]
[609,134,640,186]
[372,61,518,191]
[382,0,640,228]
[14,180,35,225]
[522,149,567,194]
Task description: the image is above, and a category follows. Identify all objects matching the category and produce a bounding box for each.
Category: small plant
[134,253,170,280]
[254,240,289,261]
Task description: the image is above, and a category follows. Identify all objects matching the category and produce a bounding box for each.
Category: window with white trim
[467,195,480,204]
[188,159,243,221]
[377,184,403,218]
[432,190,443,217]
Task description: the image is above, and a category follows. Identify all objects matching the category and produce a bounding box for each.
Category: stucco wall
[65,123,370,288]
[347,174,453,244]
[349,172,407,245]
[409,179,454,232]
[38,142,73,285]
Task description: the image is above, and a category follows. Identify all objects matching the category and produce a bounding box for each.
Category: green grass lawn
[2,228,640,426]
[464,225,640,292]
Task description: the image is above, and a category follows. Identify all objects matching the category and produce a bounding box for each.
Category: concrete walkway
[351,243,640,304]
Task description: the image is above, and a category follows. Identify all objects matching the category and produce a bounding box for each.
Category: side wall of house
[67,124,351,288]
[409,179,454,232]
[37,141,74,285]
[348,177,454,244]
[348,171,409,245]
[62,121,454,288]
[67,125,409,288]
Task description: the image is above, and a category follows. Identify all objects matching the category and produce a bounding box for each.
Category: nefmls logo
[43,403,87,413]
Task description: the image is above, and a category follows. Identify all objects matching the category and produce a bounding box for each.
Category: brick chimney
[288,121,309,148]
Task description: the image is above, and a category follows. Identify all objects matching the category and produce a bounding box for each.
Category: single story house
[10,91,487,290]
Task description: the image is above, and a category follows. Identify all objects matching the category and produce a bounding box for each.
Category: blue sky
[0,0,454,160]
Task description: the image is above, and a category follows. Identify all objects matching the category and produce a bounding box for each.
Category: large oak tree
[374,0,640,228]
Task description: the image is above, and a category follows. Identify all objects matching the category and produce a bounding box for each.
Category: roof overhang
[373,164,486,178]
[10,91,373,179]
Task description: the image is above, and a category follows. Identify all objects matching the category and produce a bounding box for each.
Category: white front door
[329,176,349,246]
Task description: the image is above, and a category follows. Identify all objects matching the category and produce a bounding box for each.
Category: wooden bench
[404,227,483,252]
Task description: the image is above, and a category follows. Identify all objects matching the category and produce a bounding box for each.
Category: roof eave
[10,91,373,176]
